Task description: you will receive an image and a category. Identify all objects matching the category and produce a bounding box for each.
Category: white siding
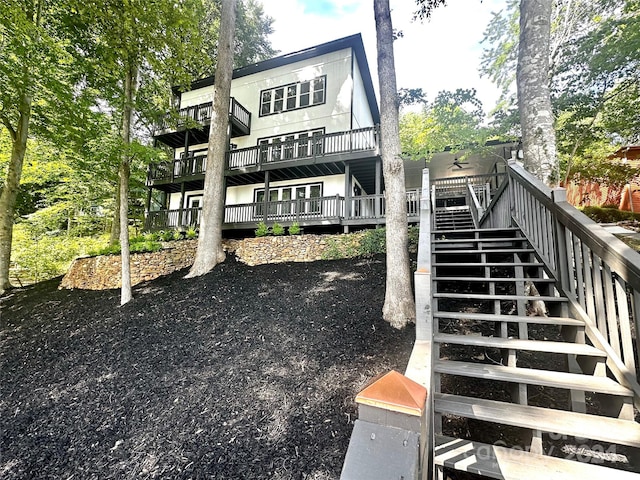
[227,174,345,204]
[352,59,375,129]
[167,175,345,210]
[179,48,357,150]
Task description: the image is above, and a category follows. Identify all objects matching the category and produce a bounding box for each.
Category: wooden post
[551,188,570,290]
[345,162,352,220]
[263,170,270,224]
[375,157,382,217]
[341,371,428,480]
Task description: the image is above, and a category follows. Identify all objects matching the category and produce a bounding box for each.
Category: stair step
[433,227,521,235]
[434,311,582,327]
[434,435,639,480]
[433,276,555,283]
[433,262,544,268]
[432,237,527,244]
[433,292,567,302]
[434,248,536,255]
[434,361,633,396]
[434,393,640,448]
[434,333,606,357]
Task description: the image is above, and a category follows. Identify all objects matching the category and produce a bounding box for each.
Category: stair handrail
[411,168,435,477]
[466,178,484,228]
[498,160,640,407]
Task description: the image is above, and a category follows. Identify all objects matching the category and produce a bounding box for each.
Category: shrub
[185,226,198,239]
[408,225,420,253]
[130,240,163,254]
[172,229,183,241]
[159,230,174,242]
[359,227,386,256]
[143,231,158,242]
[288,222,301,235]
[255,222,269,237]
[580,206,640,224]
[271,222,285,236]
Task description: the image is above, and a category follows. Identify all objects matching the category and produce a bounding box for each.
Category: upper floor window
[259,76,326,116]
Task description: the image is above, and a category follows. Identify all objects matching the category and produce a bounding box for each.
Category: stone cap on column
[355,370,427,417]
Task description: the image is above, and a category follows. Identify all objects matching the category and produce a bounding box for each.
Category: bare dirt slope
[0,255,414,479]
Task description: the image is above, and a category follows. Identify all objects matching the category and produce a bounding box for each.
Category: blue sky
[298,0,360,16]
[262,0,510,114]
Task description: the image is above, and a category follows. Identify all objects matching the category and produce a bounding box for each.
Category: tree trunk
[0,93,32,293]
[119,62,137,305]
[517,0,557,185]
[110,180,121,245]
[186,0,237,278]
[374,0,416,328]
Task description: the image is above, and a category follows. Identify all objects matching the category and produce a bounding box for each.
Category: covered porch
[144,189,421,232]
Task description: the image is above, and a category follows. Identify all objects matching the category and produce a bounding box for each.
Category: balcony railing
[148,126,380,183]
[148,152,208,183]
[144,189,420,231]
[227,126,379,171]
[154,97,251,135]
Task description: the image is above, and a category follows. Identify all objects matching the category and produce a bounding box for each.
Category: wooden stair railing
[410,165,640,479]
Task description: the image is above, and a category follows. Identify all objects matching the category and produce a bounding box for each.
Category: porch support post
[182,130,190,178]
[375,157,382,217]
[178,182,186,229]
[144,187,152,230]
[263,170,270,224]
[345,162,352,219]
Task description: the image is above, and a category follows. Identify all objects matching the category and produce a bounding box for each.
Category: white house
[146,34,420,233]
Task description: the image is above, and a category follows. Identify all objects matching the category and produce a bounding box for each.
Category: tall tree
[187,0,237,278]
[400,88,490,159]
[0,0,79,292]
[517,0,557,184]
[374,0,415,328]
[73,0,206,304]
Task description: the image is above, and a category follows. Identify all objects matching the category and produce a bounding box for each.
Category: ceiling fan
[449,158,472,170]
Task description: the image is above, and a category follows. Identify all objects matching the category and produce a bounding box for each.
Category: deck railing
[145,189,420,230]
[148,126,379,182]
[481,160,640,406]
[227,126,378,171]
[148,152,208,182]
[154,97,250,135]
[433,172,505,200]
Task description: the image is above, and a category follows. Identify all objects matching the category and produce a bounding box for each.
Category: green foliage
[11,227,109,283]
[580,206,640,224]
[400,89,491,159]
[271,222,285,236]
[159,230,174,242]
[185,226,198,239]
[143,231,159,242]
[481,0,640,184]
[255,222,269,237]
[321,227,420,260]
[321,235,361,260]
[359,228,387,257]
[88,238,162,256]
[408,225,420,253]
[172,229,183,241]
[288,222,301,235]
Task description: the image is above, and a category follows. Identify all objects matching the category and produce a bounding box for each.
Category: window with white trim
[254,182,323,217]
[259,76,326,116]
[258,128,325,163]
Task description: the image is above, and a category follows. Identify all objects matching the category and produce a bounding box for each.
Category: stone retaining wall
[60,234,359,290]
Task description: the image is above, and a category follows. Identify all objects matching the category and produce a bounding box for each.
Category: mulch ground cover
[1,255,415,479]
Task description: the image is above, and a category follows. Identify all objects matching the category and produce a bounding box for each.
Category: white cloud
[262,0,508,112]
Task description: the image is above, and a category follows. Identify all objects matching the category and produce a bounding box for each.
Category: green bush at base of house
[321,226,420,260]
[580,206,640,224]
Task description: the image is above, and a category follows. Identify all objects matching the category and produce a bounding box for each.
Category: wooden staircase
[434,206,475,230]
[429,226,640,478]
